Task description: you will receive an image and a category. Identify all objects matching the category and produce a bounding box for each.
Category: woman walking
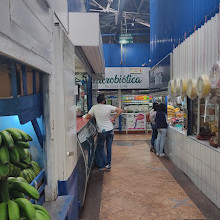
[155,103,168,157]
[149,102,158,152]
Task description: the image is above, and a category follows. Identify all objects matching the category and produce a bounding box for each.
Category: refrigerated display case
[121,95,153,132]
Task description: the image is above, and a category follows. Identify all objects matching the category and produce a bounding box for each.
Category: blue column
[21,65,27,96]
[10,61,18,98]
[165,96,168,106]
[119,115,122,134]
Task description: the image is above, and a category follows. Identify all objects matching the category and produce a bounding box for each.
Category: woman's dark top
[155,111,168,129]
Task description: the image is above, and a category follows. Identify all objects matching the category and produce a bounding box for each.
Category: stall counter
[165,126,220,210]
[77,117,90,133]
[76,117,97,207]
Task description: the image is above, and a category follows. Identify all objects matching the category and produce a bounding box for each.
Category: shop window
[196,95,219,147]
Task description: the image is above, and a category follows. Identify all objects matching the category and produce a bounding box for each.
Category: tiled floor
[80,134,219,220]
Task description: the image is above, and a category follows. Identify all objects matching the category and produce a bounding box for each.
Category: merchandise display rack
[0,56,46,205]
[0,57,43,148]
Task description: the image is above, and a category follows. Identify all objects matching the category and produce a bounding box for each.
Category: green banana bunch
[8,177,39,200]
[9,147,20,165]
[0,200,51,220]
[35,210,51,220]
[0,145,10,165]
[14,144,27,160]
[17,162,30,170]
[0,176,50,220]
[33,205,50,218]
[5,128,22,142]
[0,202,7,220]
[31,161,41,175]
[13,128,32,142]
[24,149,32,161]
[0,163,9,179]
[9,189,25,199]
[20,169,36,183]
[8,199,20,219]
[9,163,21,177]
[15,198,36,219]
[16,141,30,149]
[21,151,32,166]
[0,131,14,149]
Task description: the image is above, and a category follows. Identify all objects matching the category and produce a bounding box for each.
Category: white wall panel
[0,0,10,36]
[64,68,76,131]
[197,28,201,76]
[53,0,68,32]
[173,13,220,81]
[64,128,77,180]
[22,0,52,32]
[0,0,52,73]
[10,0,51,62]
[204,22,208,74]
[166,127,220,209]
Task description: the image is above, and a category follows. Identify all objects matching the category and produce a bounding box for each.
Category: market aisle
[80,133,220,220]
[98,134,205,219]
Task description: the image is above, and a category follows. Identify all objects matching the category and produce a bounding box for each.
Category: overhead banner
[92,67,150,90]
[149,54,171,93]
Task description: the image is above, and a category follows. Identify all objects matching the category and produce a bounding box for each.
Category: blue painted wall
[0,116,44,168]
[67,0,86,12]
[150,0,219,67]
[103,43,150,67]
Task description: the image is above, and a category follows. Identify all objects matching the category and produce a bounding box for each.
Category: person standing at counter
[83,93,122,170]
[149,102,158,152]
[155,103,168,157]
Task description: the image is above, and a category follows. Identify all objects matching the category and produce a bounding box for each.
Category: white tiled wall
[166,127,220,209]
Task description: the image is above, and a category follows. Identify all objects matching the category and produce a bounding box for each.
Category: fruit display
[0,128,41,183]
[0,177,50,220]
[167,105,175,118]
[0,128,50,219]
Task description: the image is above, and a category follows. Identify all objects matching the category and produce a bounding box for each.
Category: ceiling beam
[132,0,139,12]
[123,13,150,27]
[138,0,145,12]
[116,0,126,31]
[91,0,105,10]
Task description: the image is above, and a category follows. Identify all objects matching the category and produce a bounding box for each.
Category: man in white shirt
[83,94,122,170]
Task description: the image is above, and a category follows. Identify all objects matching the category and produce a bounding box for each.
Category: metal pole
[120,44,123,64]
[86,0,90,12]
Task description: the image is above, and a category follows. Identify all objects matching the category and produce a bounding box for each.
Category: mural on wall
[92,67,150,90]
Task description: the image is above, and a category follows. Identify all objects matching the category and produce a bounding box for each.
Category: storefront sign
[149,54,171,93]
[119,33,133,44]
[126,113,146,130]
[92,67,150,90]
[130,67,142,74]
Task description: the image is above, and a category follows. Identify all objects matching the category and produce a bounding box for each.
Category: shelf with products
[191,95,219,148]
[167,96,185,128]
[122,94,153,113]
[123,101,153,104]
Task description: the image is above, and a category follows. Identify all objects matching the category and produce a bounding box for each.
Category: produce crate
[29,169,45,205]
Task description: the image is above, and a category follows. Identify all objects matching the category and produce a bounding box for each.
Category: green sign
[119,33,133,44]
